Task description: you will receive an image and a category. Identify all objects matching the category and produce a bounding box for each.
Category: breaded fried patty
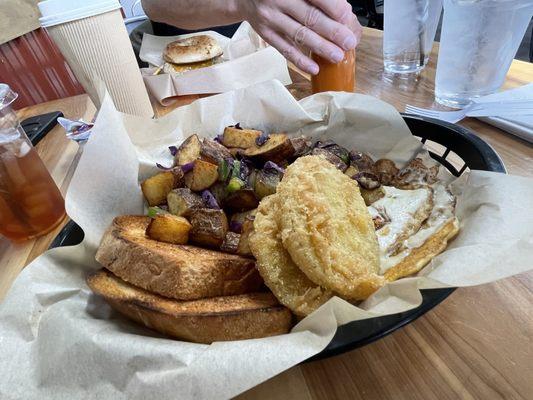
[277,156,385,300]
[249,195,333,316]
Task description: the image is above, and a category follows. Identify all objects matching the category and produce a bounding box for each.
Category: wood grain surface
[1,27,531,399]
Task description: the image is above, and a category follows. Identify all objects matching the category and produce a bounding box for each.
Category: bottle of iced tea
[0,84,65,242]
[311,49,356,93]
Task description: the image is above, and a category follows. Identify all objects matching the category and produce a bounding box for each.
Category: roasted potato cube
[146,214,191,244]
[209,182,229,207]
[141,171,180,206]
[222,127,262,149]
[176,134,202,165]
[188,208,229,248]
[353,172,381,190]
[311,148,348,172]
[200,139,233,165]
[360,186,386,206]
[230,209,257,227]
[184,160,219,191]
[236,218,254,256]
[243,133,295,163]
[344,165,359,177]
[167,188,204,216]
[225,188,259,211]
[315,141,350,164]
[374,159,399,186]
[220,232,241,253]
[227,147,243,157]
[253,170,281,199]
[290,136,313,157]
[393,158,440,189]
[349,151,375,172]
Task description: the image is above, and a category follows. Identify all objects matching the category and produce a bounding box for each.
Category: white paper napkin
[476,83,533,143]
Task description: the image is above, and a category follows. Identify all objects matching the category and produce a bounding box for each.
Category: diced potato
[349,151,375,172]
[316,141,350,164]
[188,208,229,248]
[227,147,243,157]
[184,160,219,191]
[374,159,399,185]
[230,209,257,226]
[311,148,348,172]
[236,218,254,256]
[290,136,313,157]
[209,182,228,207]
[146,214,191,244]
[141,171,180,206]
[360,187,386,206]
[167,188,204,216]
[222,126,262,149]
[225,188,259,211]
[243,133,295,163]
[220,232,241,254]
[176,134,201,165]
[253,170,281,199]
[200,139,233,165]
[344,165,358,177]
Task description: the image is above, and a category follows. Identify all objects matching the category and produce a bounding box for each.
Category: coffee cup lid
[39,0,121,28]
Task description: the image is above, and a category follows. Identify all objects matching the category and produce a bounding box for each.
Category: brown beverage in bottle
[311,49,356,93]
[0,137,66,242]
[0,84,65,242]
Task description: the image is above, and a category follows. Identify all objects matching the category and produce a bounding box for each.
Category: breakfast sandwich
[162,34,223,74]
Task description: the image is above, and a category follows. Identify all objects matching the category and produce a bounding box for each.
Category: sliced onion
[201,190,220,209]
[264,161,285,174]
[181,161,195,173]
[156,163,173,171]
[256,132,270,146]
[168,146,178,156]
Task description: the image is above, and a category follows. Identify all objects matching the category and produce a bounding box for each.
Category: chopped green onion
[227,177,245,193]
[218,159,231,182]
[231,160,241,179]
[147,207,166,218]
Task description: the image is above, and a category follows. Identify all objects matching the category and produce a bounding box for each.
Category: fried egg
[368,183,458,276]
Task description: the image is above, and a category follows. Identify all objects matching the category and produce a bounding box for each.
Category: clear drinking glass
[435,0,533,108]
[0,84,66,242]
[383,0,443,74]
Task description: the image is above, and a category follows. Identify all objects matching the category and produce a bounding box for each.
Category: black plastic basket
[50,114,506,361]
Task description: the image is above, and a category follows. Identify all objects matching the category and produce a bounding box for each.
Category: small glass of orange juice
[311,49,356,94]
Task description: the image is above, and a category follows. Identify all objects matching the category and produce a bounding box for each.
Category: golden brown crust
[250,195,333,317]
[95,216,263,301]
[384,218,460,282]
[163,35,223,65]
[277,156,385,300]
[87,269,292,343]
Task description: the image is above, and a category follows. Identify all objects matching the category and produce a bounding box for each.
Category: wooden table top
[1,27,532,400]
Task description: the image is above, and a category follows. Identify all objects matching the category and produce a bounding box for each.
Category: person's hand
[237,0,362,74]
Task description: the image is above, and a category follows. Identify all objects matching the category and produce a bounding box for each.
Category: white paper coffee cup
[39,0,153,117]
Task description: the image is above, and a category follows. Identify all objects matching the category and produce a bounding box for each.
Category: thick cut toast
[87,269,292,343]
[95,216,263,301]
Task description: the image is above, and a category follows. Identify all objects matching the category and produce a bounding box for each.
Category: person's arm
[141,0,362,75]
[141,0,242,31]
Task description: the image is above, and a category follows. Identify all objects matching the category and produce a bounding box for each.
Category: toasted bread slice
[95,216,263,301]
[87,269,293,343]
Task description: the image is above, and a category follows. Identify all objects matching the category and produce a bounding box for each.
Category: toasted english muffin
[95,216,263,301]
[87,269,292,343]
[277,156,385,300]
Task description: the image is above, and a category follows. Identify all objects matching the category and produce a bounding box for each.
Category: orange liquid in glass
[311,49,356,93]
[0,139,65,242]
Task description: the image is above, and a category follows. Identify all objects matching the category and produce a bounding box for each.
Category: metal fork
[405,99,533,123]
